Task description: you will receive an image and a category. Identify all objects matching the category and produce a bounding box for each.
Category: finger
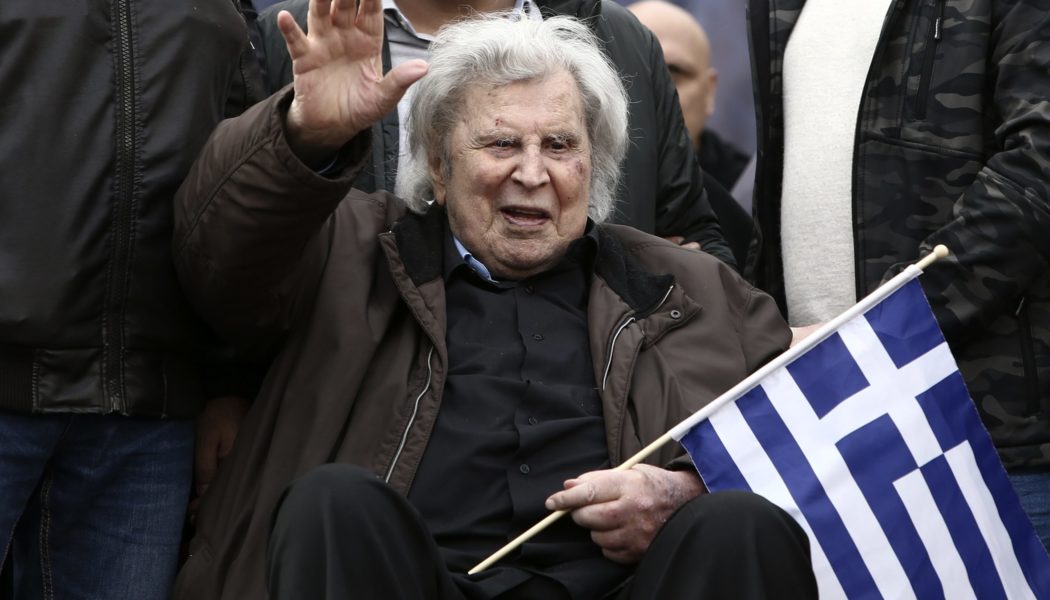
[591,527,636,552]
[354,0,383,32]
[680,241,701,250]
[311,0,333,21]
[217,430,236,460]
[568,502,622,531]
[381,59,428,100]
[601,546,641,565]
[330,0,353,28]
[277,11,310,60]
[307,0,334,38]
[546,478,621,511]
[195,435,219,494]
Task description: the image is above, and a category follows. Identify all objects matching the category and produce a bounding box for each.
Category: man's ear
[705,68,719,120]
[429,154,447,206]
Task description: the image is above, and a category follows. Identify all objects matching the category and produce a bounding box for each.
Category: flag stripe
[689,402,847,599]
[920,456,1009,600]
[893,469,977,600]
[759,369,916,599]
[836,414,944,599]
[943,444,1038,600]
[738,387,881,599]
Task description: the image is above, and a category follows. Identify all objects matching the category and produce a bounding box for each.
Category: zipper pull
[933,0,945,41]
[1016,296,1027,317]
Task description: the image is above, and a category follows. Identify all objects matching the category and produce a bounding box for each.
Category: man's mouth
[500,206,550,227]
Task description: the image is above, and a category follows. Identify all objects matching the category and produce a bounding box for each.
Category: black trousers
[267,464,818,599]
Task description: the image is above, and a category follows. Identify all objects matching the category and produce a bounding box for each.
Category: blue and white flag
[670,270,1050,599]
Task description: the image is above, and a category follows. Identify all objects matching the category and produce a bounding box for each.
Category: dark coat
[748,0,1050,467]
[172,91,789,599]
[0,0,262,417]
[255,0,737,267]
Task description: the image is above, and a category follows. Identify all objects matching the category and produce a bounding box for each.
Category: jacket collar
[392,205,673,317]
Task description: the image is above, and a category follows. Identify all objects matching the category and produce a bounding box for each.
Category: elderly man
[172,1,817,598]
[253,0,735,263]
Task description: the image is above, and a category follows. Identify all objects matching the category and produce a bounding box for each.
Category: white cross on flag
[671,271,1050,599]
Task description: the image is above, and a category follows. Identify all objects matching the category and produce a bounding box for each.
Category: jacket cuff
[268,85,373,189]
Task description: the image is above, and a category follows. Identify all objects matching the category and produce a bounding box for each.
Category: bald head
[628,0,716,148]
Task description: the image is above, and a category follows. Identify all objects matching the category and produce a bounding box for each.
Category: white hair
[395,13,629,223]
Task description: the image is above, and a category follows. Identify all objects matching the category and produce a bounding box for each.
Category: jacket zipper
[1015,297,1040,415]
[601,316,636,390]
[385,345,435,483]
[915,0,945,119]
[103,0,138,413]
[601,284,675,390]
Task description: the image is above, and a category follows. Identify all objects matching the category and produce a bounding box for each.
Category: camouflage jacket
[747,0,1050,468]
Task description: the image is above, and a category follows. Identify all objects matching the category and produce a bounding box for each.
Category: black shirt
[407,224,631,598]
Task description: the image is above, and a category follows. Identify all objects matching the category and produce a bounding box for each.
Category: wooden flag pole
[469,245,950,575]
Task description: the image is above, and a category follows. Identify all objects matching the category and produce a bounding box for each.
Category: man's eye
[492,139,515,149]
[548,139,571,152]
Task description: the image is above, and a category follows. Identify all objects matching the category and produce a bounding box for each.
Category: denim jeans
[0,411,193,600]
[1010,468,1050,552]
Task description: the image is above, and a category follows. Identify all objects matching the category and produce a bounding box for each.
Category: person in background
[253,0,736,267]
[628,0,754,270]
[170,3,818,598]
[748,0,1050,547]
[0,1,264,598]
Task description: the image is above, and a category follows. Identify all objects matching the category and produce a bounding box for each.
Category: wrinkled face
[430,71,592,280]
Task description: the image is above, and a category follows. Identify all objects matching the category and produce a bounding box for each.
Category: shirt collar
[442,220,600,284]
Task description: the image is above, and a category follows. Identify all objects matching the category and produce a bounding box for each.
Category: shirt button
[519,464,531,474]
[532,334,544,341]
[524,285,535,294]
[528,416,538,426]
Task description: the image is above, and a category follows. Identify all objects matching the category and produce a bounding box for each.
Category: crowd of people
[1,0,1046,597]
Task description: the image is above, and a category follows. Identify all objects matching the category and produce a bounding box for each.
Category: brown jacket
[172,92,790,599]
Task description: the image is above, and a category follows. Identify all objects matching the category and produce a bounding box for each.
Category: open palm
[278,0,427,152]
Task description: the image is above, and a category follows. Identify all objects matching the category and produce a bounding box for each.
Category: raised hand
[277,0,428,159]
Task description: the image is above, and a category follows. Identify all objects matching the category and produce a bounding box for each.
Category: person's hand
[194,395,250,499]
[277,0,428,161]
[662,235,702,251]
[790,323,823,347]
[544,465,705,564]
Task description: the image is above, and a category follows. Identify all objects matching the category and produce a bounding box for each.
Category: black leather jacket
[255,0,736,267]
[0,0,262,417]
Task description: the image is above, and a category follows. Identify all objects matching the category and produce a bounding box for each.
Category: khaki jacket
[172,91,789,599]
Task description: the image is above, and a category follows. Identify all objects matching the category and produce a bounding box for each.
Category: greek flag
[671,272,1050,599]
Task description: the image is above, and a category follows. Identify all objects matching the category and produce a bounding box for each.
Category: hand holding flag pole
[470,244,952,575]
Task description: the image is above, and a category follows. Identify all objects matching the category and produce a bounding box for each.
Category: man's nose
[511,147,551,188]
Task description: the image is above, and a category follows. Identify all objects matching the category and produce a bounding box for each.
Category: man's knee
[661,490,810,553]
[635,491,817,599]
[271,464,389,536]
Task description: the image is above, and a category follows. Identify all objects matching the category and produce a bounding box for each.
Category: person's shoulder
[595,0,652,39]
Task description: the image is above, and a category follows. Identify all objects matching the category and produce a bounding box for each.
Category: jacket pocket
[913,0,946,119]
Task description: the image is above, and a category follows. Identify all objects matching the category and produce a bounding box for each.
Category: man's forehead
[458,74,587,128]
